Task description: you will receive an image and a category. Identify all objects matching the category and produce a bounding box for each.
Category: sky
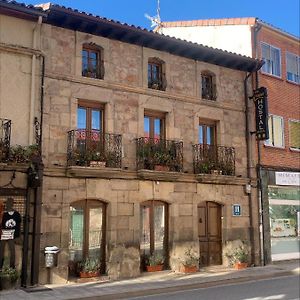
[23,0,300,37]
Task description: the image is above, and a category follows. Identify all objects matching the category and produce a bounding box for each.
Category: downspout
[29,16,42,144]
[253,20,265,266]
[244,72,255,265]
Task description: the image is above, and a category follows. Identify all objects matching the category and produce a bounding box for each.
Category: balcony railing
[136,137,183,172]
[67,129,122,168]
[0,118,11,162]
[193,144,235,175]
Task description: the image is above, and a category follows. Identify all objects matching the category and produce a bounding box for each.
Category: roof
[0,1,264,72]
[161,17,299,41]
[0,0,47,19]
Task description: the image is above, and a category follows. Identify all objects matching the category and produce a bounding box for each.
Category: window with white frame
[261,43,281,77]
[265,115,284,147]
[286,53,300,84]
[289,120,300,150]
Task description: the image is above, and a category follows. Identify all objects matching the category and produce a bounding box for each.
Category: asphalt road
[128,275,300,300]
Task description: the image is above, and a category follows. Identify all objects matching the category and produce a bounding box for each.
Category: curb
[69,270,297,300]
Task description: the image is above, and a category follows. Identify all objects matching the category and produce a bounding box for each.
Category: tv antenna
[145,0,162,32]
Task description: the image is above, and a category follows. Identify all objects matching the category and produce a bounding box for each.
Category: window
[140,200,168,270]
[148,58,166,91]
[289,120,300,150]
[201,72,216,100]
[199,122,216,145]
[286,53,300,84]
[261,43,281,77]
[265,115,284,148]
[82,43,104,79]
[69,200,106,277]
[144,111,165,139]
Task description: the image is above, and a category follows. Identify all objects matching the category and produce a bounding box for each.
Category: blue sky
[24,0,299,37]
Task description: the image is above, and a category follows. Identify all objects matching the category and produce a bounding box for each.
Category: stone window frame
[201,70,217,101]
[198,119,217,146]
[69,199,107,276]
[82,43,105,79]
[148,57,167,91]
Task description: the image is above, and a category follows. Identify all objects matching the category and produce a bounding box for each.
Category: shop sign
[232,204,241,216]
[253,87,269,141]
[275,172,300,186]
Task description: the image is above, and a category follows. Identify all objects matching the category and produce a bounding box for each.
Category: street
[128,275,300,300]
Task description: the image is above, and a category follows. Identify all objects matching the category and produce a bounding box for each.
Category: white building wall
[161,25,253,57]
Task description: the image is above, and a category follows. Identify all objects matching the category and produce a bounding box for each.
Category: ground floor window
[69,200,106,277]
[269,186,300,261]
[140,200,168,270]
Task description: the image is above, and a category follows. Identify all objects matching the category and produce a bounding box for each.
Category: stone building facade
[1,1,263,285]
[160,18,300,264]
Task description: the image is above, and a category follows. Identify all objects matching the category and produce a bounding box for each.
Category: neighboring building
[1,1,264,286]
[160,18,300,263]
[0,1,46,287]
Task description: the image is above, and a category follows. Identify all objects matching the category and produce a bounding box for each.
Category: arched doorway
[68,199,106,277]
[198,201,222,267]
[140,200,169,270]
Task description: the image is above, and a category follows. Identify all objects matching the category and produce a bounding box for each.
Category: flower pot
[79,271,100,278]
[234,262,248,270]
[0,276,17,290]
[146,265,163,272]
[181,265,198,273]
[154,165,170,172]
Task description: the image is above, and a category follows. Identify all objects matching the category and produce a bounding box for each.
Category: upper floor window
[199,121,216,145]
[265,115,284,148]
[289,120,300,150]
[201,71,216,100]
[148,58,166,91]
[261,43,281,77]
[82,43,104,79]
[144,110,165,139]
[286,52,300,84]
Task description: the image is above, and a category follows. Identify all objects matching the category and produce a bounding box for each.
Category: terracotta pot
[181,265,198,273]
[154,165,170,172]
[89,161,106,168]
[79,271,100,278]
[234,262,248,270]
[146,265,163,272]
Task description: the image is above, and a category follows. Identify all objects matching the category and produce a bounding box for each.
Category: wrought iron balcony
[0,118,11,162]
[136,137,183,172]
[193,144,235,175]
[67,129,122,168]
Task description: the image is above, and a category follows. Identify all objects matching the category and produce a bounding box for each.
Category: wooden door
[198,202,222,267]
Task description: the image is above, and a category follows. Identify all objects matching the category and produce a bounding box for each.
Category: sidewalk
[1,260,299,300]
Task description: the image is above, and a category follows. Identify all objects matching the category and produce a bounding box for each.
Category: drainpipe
[29,16,42,144]
[244,72,255,266]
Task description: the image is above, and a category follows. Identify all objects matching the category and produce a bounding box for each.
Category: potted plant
[146,253,164,272]
[153,151,171,171]
[225,243,249,270]
[88,150,106,167]
[0,266,19,290]
[79,258,100,278]
[181,247,199,273]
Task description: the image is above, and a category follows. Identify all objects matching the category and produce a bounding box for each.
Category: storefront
[268,172,300,261]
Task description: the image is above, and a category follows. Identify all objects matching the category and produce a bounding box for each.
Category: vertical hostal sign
[253,87,269,140]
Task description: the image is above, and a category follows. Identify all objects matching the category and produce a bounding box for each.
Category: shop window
[82,43,104,79]
[69,200,106,277]
[148,57,167,91]
[289,120,300,150]
[201,71,216,100]
[140,200,168,270]
[286,52,300,84]
[265,115,284,148]
[261,43,281,77]
[144,110,165,140]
